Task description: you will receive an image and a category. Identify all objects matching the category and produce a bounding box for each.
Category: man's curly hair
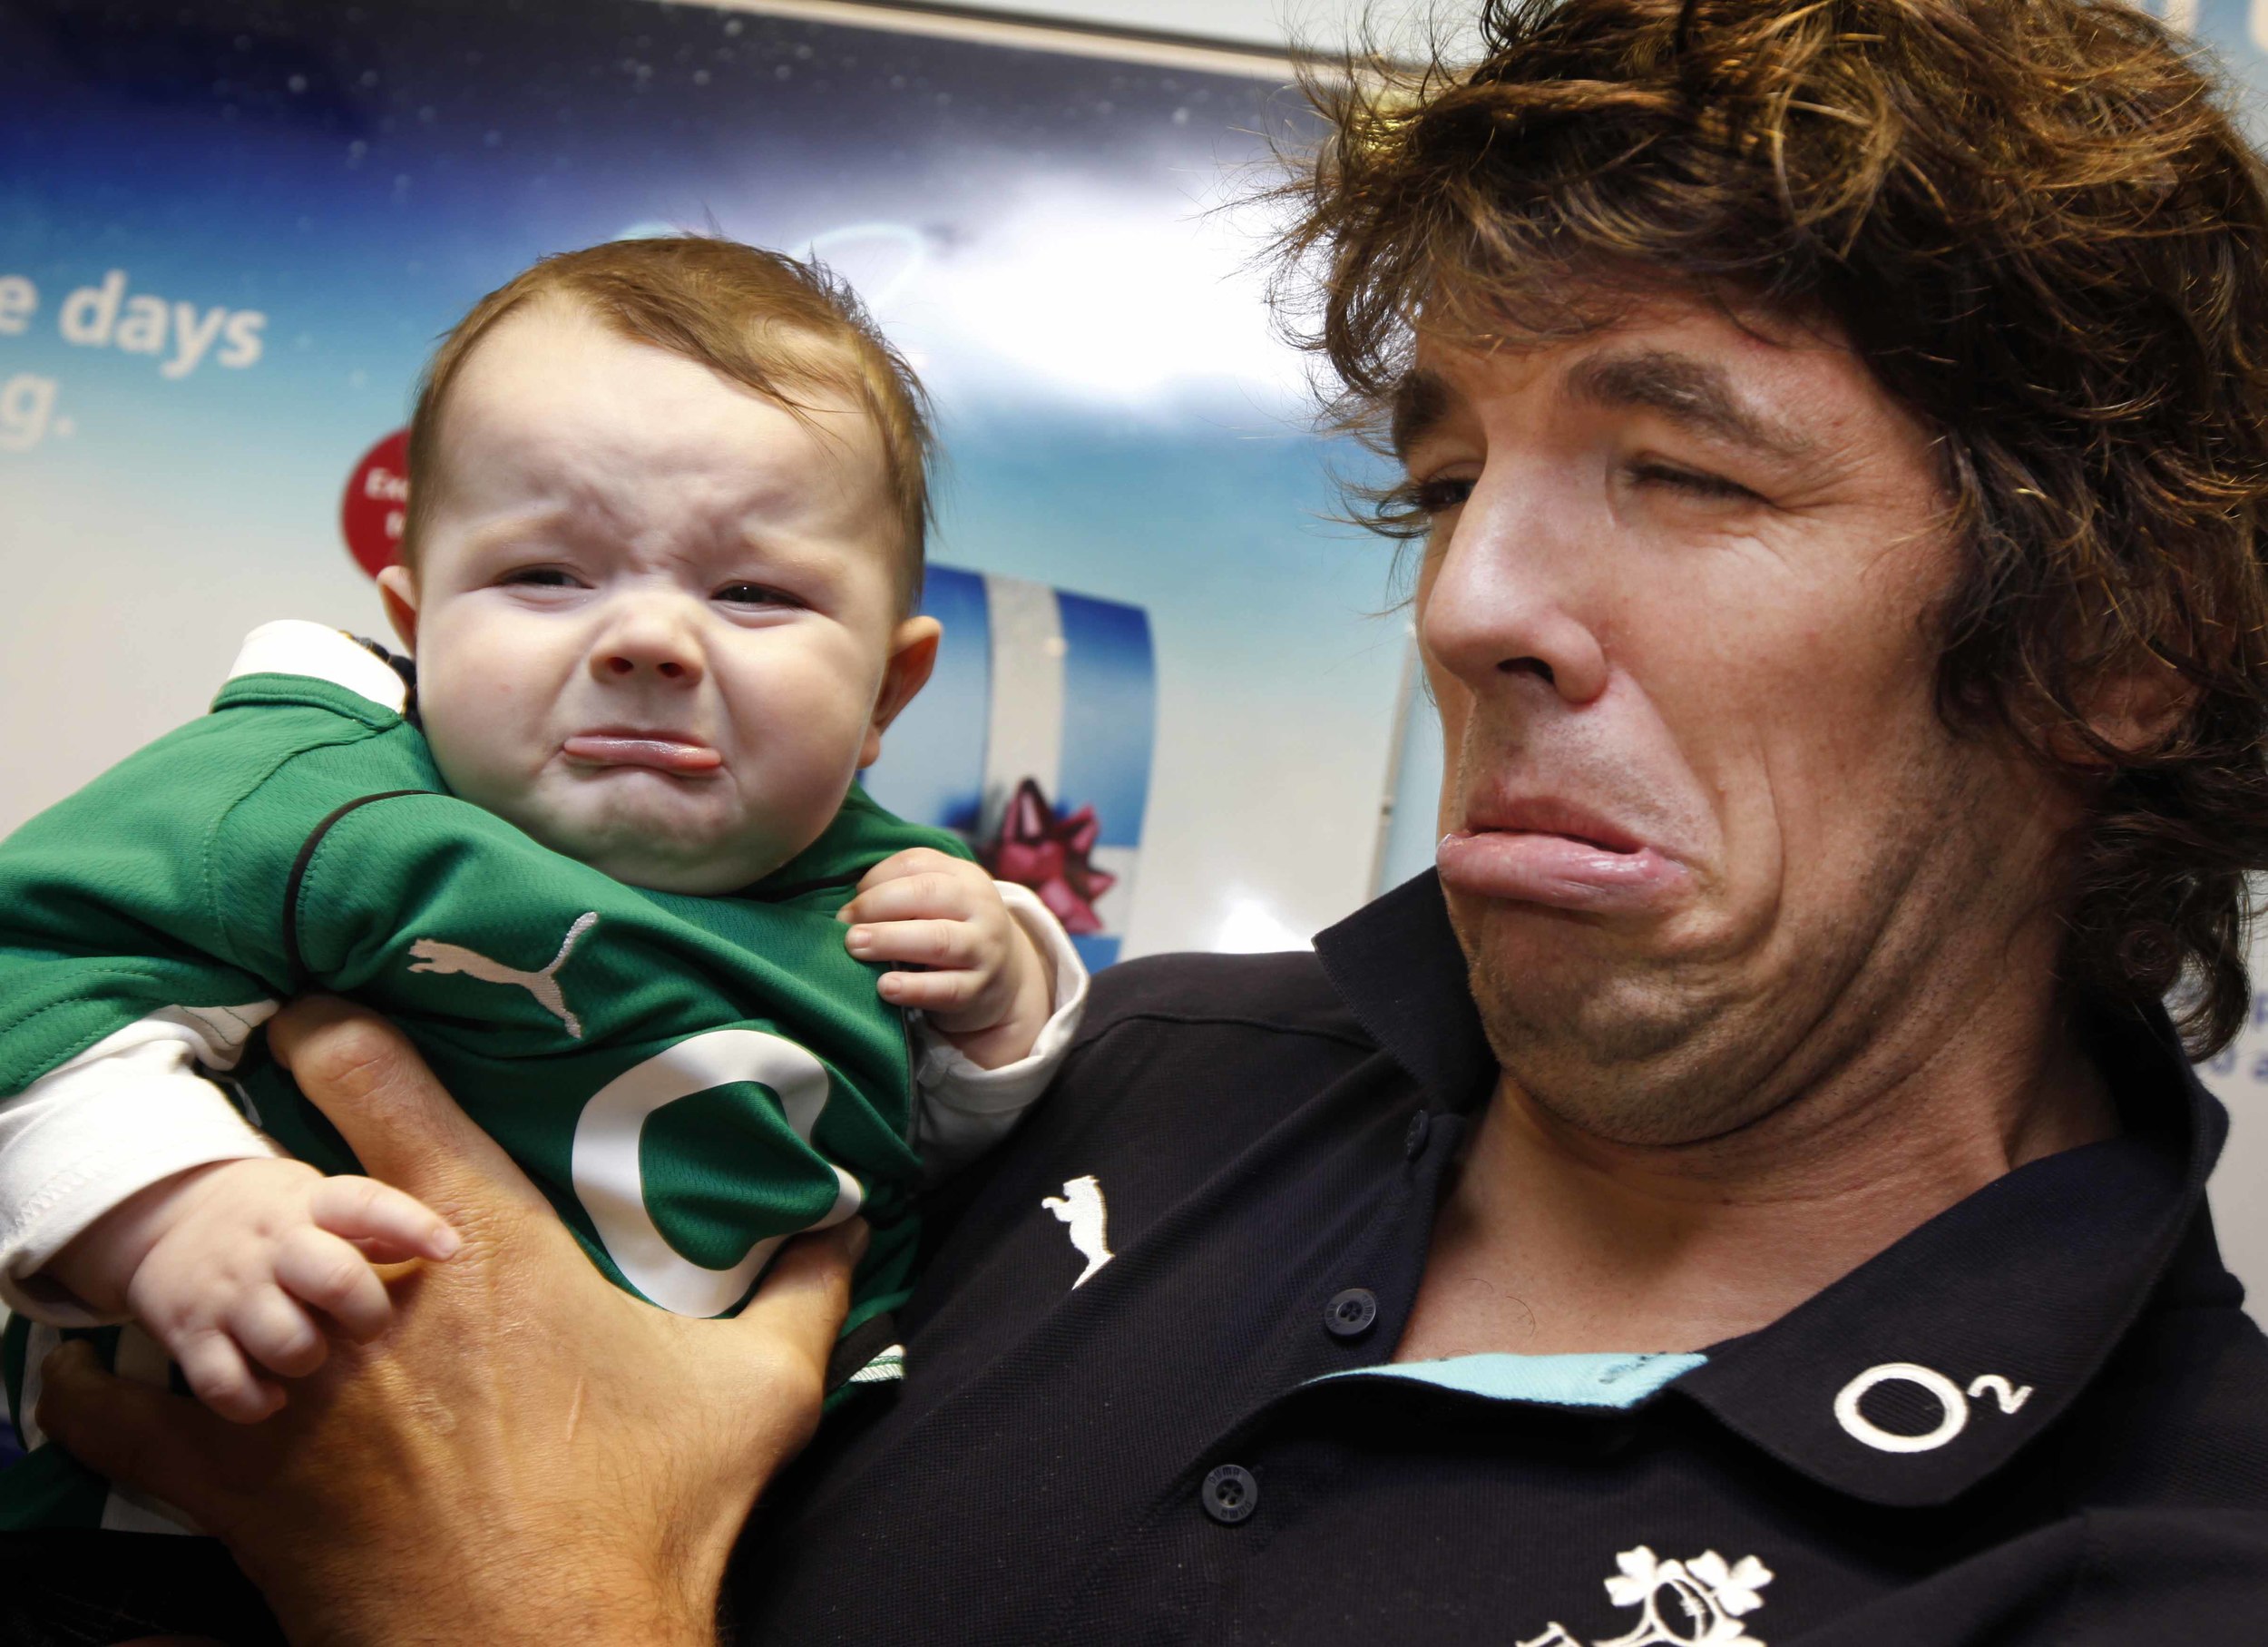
[1276,0,2268,1057]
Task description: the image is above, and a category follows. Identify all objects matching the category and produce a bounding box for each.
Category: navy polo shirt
[735,872,2268,1644]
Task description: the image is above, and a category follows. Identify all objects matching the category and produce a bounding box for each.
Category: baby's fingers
[839,867,982,928]
[308,1174,461,1264]
[846,917,979,971]
[173,1328,284,1426]
[274,1224,392,1341]
[230,1287,328,1381]
[875,968,986,1014]
[851,846,973,897]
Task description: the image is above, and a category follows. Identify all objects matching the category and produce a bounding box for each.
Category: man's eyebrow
[1389,368,1452,461]
[1566,348,1813,461]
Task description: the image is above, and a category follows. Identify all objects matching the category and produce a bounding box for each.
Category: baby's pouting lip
[560,730,723,774]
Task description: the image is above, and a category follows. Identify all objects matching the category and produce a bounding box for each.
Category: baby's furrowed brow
[455,502,576,554]
[724,534,864,585]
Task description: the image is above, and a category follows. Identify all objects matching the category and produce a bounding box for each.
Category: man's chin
[1466,949,1698,1069]
[1444,884,1691,1001]
[1447,895,1775,1142]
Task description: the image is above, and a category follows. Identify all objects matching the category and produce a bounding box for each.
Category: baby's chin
[511,793,798,895]
[576,840,782,895]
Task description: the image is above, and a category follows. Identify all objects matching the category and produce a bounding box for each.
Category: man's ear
[859,615,942,770]
[376,564,420,652]
[2076,652,2194,760]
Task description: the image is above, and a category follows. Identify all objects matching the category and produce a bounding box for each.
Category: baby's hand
[839,848,1054,1070]
[45,1156,460,1423]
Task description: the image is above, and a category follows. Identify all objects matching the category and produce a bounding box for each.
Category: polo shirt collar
[1315,869,1495,1113]
[1315,871,2233,1508]
[1679,1015,2222,1506]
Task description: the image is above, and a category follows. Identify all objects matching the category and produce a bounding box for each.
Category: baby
[0,239,1083,1547]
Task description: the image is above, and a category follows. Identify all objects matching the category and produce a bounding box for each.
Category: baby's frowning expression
[377,301,938,893]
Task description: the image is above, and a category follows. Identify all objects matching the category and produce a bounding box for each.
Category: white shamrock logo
[1520,1544,1777,1647]
[1595,1545,1774,1646]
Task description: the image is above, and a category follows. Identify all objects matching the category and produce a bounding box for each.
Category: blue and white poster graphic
[865,565,1155,973]
[0,0,1408,966]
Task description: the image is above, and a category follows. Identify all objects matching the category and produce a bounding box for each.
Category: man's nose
[591,603,706,687]
[1418,484,1609,707]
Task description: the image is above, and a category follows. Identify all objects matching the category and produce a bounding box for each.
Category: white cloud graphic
[789,176,1311,419]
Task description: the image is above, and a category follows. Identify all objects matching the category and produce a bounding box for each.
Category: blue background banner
[0,0,1403,963]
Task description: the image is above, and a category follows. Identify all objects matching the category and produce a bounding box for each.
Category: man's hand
[839,848,1054,1069]
[34,997,859,1647]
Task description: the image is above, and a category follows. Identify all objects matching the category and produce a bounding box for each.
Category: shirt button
[1325,1287,1379,1339]
[1404,1110,1431,1159]
[1202,1464,1258,1524]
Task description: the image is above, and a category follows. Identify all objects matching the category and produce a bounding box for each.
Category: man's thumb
[34,1341,228,1520]
[267,995,546,1221]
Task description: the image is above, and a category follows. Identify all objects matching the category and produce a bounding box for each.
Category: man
[31,0,2268,1641]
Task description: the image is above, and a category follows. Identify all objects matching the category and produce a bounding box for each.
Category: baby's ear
[860,616,942,770]
[376,564,421,652]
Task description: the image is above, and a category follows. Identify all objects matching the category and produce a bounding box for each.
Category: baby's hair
[400,235,934,613]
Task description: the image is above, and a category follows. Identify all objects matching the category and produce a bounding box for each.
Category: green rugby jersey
[0,623,972,1528]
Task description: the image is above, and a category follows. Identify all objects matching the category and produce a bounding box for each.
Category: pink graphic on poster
[982,778,1117,936]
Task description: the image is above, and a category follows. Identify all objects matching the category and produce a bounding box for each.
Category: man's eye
[715,583,798,608]
[1629,461,1757,502]
[1409,475,1475,515]
[500,567,582,588]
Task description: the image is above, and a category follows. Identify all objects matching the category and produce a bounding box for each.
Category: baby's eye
[715,583,799,608]
[499,566,582,588]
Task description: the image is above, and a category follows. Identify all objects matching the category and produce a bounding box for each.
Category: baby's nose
[592,623,704,685]
[601,652,691,680]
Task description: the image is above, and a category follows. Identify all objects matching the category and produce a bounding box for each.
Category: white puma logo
[1041,1174,1113,1288]
[409,911,599,1039]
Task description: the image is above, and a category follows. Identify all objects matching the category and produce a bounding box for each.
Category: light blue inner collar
[1314,1350,1706,1409]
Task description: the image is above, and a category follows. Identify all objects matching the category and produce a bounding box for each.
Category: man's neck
[1394,982,2118,1362]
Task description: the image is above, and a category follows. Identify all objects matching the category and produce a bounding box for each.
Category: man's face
[1403,296,2072,1144]
[379,302,934,895]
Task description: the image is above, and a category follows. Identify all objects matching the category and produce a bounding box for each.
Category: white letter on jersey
[570,1028,863,1317]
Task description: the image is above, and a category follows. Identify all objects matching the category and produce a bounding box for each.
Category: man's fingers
[309,1174,461,1263]
[36,1340,245,1495]
[267,997,550,1221]
[730,1221,867,1395]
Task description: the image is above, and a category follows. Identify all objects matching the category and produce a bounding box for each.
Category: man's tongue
[562,734,722,773]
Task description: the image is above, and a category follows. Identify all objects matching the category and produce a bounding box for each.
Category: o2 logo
[1833,1361,2035,1455]
[569,1029,863,1317]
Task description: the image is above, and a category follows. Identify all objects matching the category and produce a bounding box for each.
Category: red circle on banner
[341,428,411,578]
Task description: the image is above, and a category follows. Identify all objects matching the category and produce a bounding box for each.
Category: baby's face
[378,303,934,894]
